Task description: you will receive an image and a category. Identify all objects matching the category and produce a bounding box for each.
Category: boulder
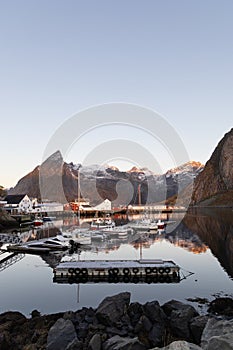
[151,340,203,349]
[189,315,209,344]
[206,333,233,349]
[88,333,101,350]
[201,318,233,349]
[136,315,152,333]
[30,310,41,318]
[0,331,12,350]
[76,322,89,339]
[148,323,167,348]
[207,297,233,317]
[46,318,77,350]
[65,338,83,350]
[143,301,167,324]
[96,292,131,326]
[162,300,199,341]
[103,335,147,350]
[127,302,144,327]
[0,311,26,326]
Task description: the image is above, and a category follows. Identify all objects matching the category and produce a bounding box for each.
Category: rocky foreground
[0,293,233,350]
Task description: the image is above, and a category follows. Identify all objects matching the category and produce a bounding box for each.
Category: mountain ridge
[8,153,203,205]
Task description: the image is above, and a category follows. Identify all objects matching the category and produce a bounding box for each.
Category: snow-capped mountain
[9,151,204,205]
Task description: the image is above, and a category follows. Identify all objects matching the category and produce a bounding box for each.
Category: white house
[93,199,111,212]
[4,194,33,214]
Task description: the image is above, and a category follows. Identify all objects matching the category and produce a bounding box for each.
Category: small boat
[33,218,43,226]
[26,235,70,250]
[129,219,158,231]
[42,216,57,222]
[90,217,115,230]
[157,219,165,229]
[62,229,91,245]
[7,244,50,254]
[102,225,130,237]
[90,231,107,241]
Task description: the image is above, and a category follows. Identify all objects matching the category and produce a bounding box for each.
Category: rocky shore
[0,293,233,350]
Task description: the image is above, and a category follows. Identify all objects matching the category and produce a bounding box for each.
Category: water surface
[0,208,232,316]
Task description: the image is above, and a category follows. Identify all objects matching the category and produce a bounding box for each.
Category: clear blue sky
[1,0,232,188]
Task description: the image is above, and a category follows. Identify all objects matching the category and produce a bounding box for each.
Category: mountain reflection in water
[184,208,233,279]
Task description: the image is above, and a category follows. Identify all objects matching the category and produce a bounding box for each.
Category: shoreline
[1,292,232,349]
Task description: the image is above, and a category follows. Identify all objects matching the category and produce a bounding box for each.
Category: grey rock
[162,300,199,341]
[143,300,167,324]
[76,322,89,339]
[134,315,152,334]
[30,309,41,318]
[207,333,233,350]
[106,326,129,337]
[189,315,209,344]
[63,311,75,321]
[151,340,203,349]
[201,318,233,349]
[128,302,144,326]
[88,333,101,350]
[65,338,83,350]
[96,292,131,326]
[103,335,146,350]
[207,297,233,317]
[46,318,77,350]
[148,323,166,347]
[162,300,199,317]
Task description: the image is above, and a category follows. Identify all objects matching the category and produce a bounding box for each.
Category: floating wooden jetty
[53,259,180,284]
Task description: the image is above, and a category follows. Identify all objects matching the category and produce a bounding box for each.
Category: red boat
[33,218,43,226]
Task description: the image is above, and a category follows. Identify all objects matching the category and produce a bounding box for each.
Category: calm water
[0,208,232,317]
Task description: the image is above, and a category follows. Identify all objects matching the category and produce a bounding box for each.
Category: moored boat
[25,235,70,250]
[62,228,91,245]
[90,217,115,230]
[7,244,50,254]
[33,218,43,226]
[157,219,165,229]
[42,216,57,222]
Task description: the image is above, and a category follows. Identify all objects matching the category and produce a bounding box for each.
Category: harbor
[0,208,232,317]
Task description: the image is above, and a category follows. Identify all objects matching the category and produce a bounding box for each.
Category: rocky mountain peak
[166,161,204,176]
[127,166,144,173]
[42,150,63,164]
[191,128,233,206]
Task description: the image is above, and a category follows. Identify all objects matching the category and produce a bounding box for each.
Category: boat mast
[138,184,141,206]
[77,171,80,221]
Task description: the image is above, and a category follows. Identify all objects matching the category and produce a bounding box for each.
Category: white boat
[7,244,50,254]
[25,235,70,250]
[90,231,107,241]
[102,225,130,237]
[90,217,115,230]
[129,218,158,231]
[62,229,91,245]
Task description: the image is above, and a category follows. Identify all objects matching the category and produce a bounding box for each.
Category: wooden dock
[53,259,180,284]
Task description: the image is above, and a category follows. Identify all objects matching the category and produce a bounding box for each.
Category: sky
[0,0,233,188]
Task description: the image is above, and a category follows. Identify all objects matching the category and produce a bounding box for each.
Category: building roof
[4,194,27,204]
